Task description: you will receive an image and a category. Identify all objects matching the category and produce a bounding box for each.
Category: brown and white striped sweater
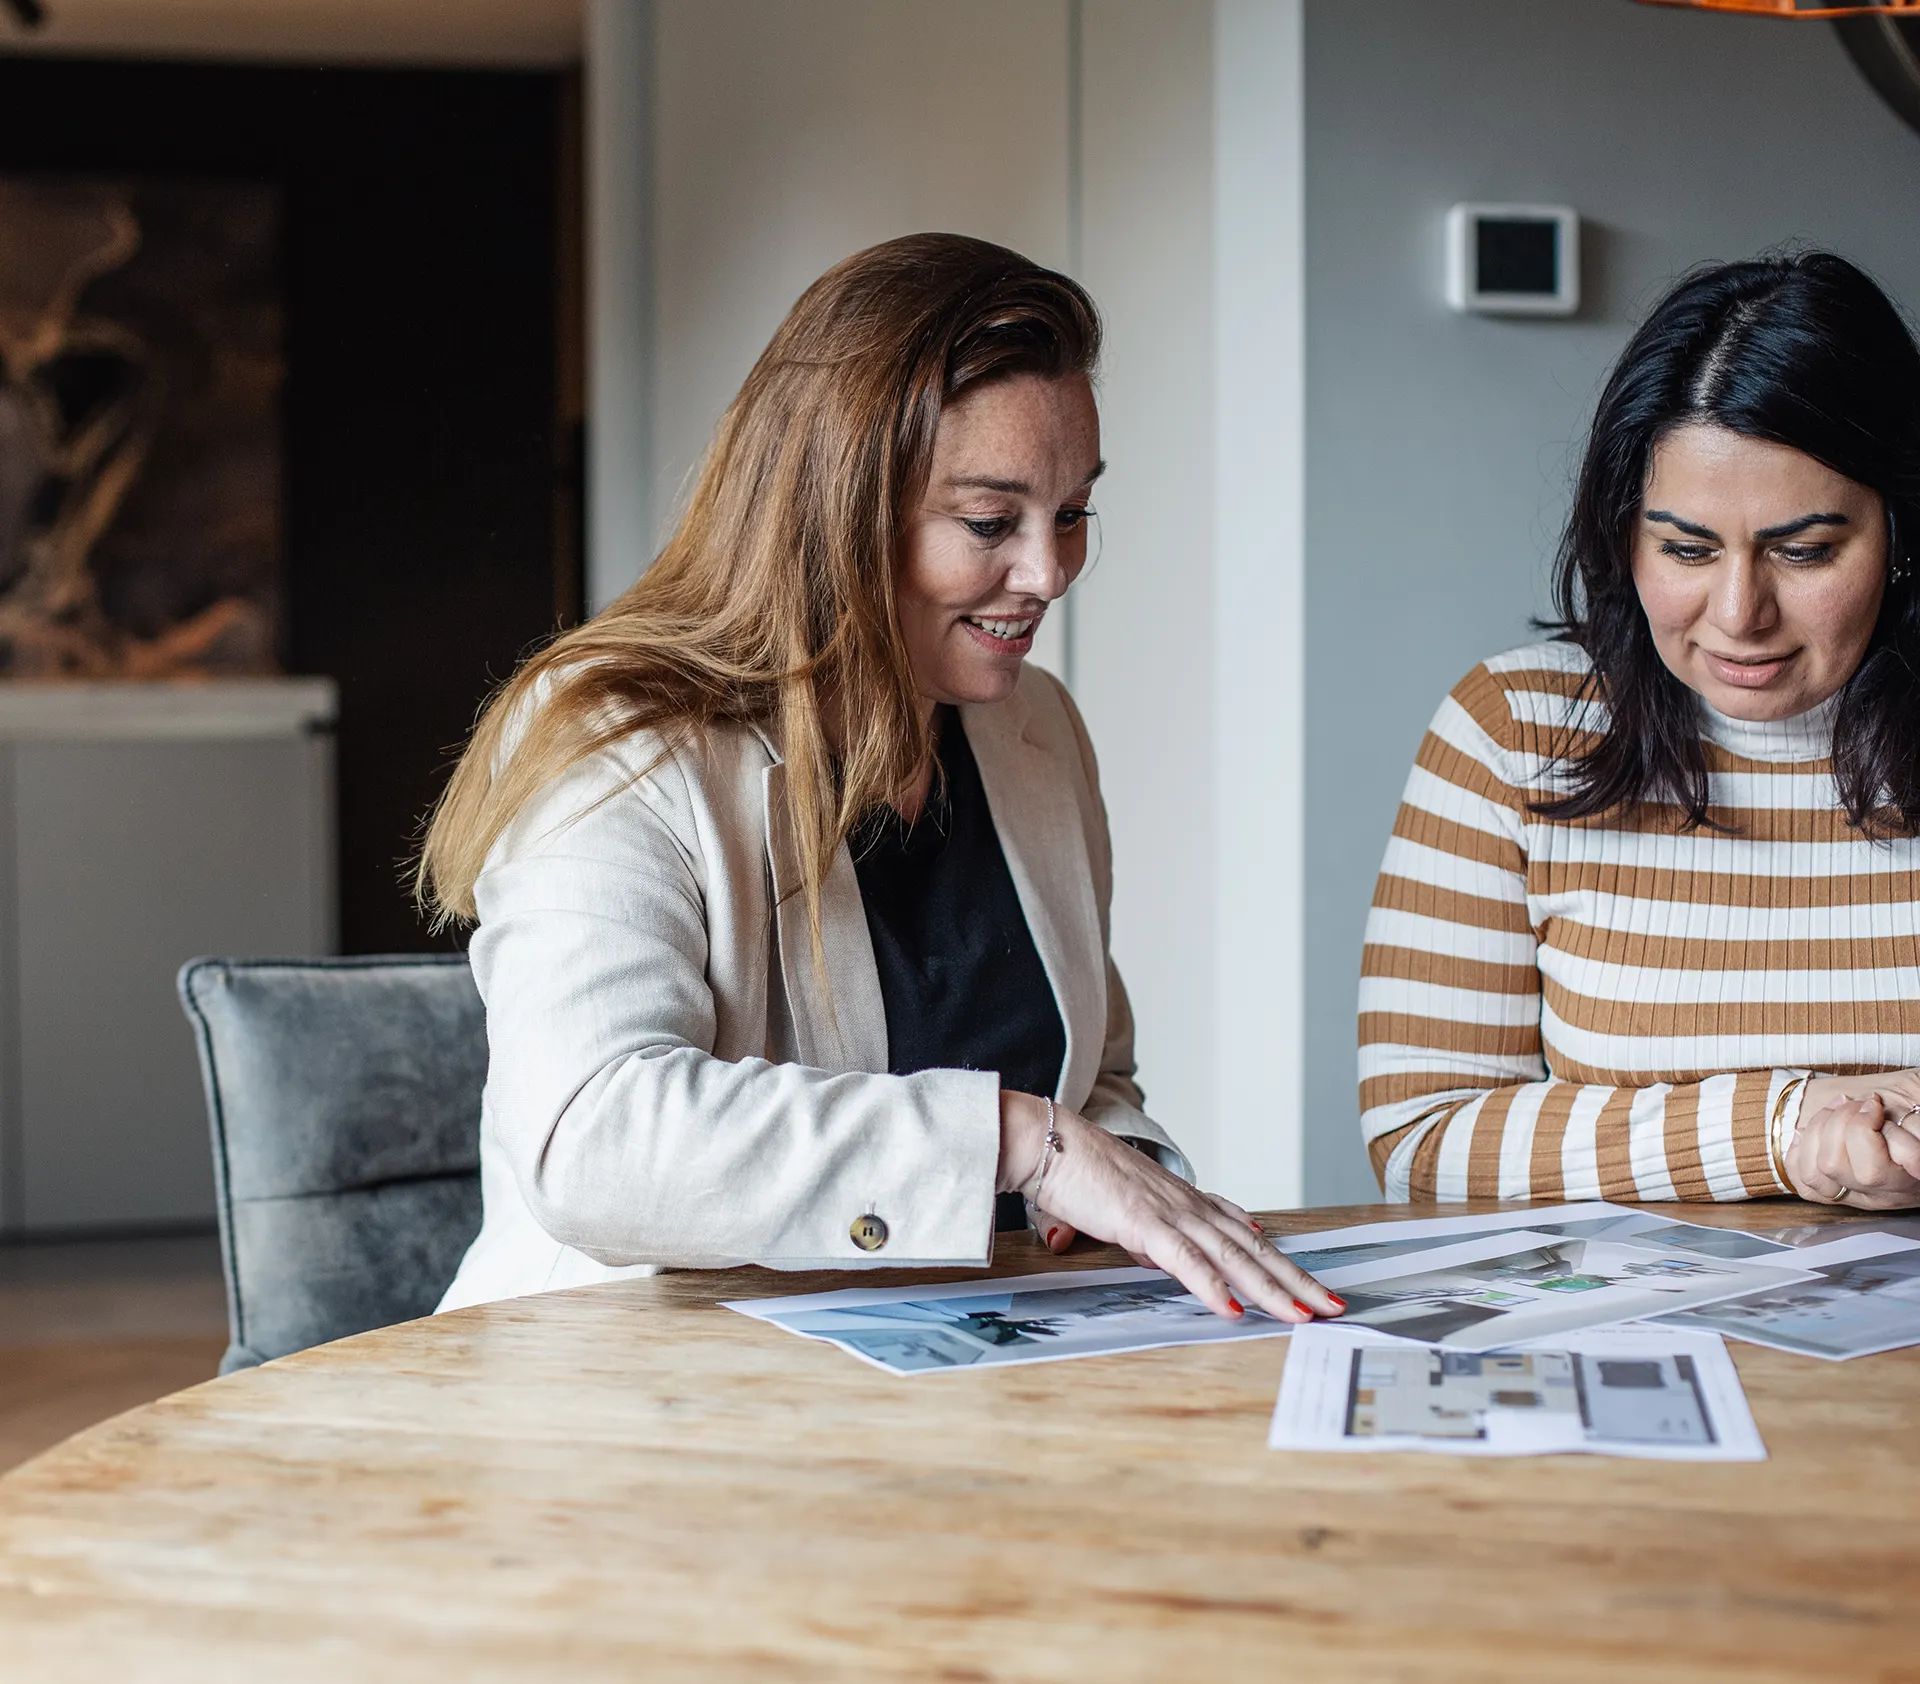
[1360,640,1920,1202]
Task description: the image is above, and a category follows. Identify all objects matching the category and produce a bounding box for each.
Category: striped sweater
[1359,640,1920,1202]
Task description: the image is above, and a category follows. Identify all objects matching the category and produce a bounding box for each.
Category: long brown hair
[417,232,1101,932]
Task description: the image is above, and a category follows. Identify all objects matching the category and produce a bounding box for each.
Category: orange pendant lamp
[1636,0,1919,14]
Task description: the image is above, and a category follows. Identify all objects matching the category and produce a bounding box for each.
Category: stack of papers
[724,1200,1920,1461]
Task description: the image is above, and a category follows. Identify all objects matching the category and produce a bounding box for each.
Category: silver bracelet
[1026,1097,1062,1205]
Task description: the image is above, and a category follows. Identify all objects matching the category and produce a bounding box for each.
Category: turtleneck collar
[1696,691,1839,763]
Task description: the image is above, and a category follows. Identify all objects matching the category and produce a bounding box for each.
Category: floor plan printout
[1269,1324,1766,1460]
[1310,1229,1815,1350]
[1657,1232,1920,1359]
[724,1267,1293,1375]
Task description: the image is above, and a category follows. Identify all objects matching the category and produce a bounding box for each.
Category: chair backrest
[177,955,486,1372]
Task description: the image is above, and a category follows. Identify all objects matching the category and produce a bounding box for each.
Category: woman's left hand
[1000,1095,1339,1321]
[1027,1144,1194,1260]
[1027,1203,1154,1269]
[1022,1209,1169,1265]
[1784,1093,1920,1208]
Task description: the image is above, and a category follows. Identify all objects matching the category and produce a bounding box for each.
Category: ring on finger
[1830,1182,1851,1204]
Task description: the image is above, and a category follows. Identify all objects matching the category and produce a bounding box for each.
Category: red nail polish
[1293,1299,1314,1317]
[1046,1227,1061,1246]
[1327,1294,1347,1312]
[1249,1219,1265,1232]
[1226,1296,1244,1315]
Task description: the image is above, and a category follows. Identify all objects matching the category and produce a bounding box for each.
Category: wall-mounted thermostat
[1445,203,1580,317]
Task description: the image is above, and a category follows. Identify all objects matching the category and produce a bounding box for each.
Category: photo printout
[1656,1233,1920,1361]
[1726,1213,1920,1251]
[1268,1323,1765,1461]
[1312,1230,1814,1351]
[724,1267,1294,1376]
[1276,1202,1793,1279]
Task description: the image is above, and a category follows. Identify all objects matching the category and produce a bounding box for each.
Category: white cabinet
[0,681,336,1234]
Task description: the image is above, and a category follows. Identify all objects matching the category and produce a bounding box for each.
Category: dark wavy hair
[1538,251,1920,833]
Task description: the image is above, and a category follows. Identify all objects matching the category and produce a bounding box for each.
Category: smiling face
[1630,423,1890,721]
[897,372,1101,712]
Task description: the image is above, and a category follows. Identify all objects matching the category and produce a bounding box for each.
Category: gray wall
[1301,0,1920,1204]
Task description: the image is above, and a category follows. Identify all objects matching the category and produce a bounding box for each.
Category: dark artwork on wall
[0,174,281,677]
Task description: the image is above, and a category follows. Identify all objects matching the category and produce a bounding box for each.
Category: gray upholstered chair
[177,954,486,1373]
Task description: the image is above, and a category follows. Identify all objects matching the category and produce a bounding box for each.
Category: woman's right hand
[1786,1081,1920,1209]
[997,1092,1343,1323]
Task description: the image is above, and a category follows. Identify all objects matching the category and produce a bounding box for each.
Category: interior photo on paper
[1315,1230,1813,1351]
[725,1267,1293,1376]
[1279,1202,1793,1279]
[1659,1234,1920,1361]
[1735,1213,1920,1251]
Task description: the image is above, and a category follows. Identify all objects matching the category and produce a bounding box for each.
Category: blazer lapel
[760,756,889,1075]
[962,689,1104,1106]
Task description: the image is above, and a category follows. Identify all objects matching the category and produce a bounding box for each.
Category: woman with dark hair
[1361,250,1920,1211]
[422,233,1338,1321]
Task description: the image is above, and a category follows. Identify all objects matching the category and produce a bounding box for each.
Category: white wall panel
[1075,0,1221,1183]
[651,0,1072,558]
[1212,0,1305,1207]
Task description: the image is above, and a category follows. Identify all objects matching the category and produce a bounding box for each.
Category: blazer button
[850,1213,889,1252]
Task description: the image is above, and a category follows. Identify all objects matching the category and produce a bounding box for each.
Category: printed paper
[1657,1232,1920,1361]
[1276,1202,1793,1279]
[1312,1229,1813,1351]
[1268,1323,1766,1460]
[724,1266,1293,1376]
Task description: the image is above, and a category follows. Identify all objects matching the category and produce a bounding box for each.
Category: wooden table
[0,1200,1911,1681]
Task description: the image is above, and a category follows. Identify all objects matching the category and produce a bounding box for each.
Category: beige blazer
[438,663,1184,1310]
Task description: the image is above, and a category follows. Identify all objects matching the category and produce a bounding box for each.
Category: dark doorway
[0,55,580,953]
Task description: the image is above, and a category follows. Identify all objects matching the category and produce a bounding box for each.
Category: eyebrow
[1643,508,1851,543]
[945,460,1107,496]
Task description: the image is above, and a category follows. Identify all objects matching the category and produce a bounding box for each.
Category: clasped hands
[1787,1072,1920,1209]
[997,1091,1342,1323]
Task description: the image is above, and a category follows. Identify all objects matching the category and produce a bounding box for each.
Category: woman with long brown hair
[423,233,1338,1323]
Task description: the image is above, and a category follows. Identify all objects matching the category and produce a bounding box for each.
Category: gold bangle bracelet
[1769,1073,1811,1194]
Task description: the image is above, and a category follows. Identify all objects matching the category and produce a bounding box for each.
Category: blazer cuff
[1085,1101,1193,1185]
[776,1066,1002,1270]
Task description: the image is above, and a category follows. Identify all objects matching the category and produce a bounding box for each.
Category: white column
[584,0,655,613]
[1075,0,1219,1182]
[1212,0,1306,1207]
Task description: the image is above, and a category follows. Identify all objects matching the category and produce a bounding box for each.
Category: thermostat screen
[1476,218,1559,295]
